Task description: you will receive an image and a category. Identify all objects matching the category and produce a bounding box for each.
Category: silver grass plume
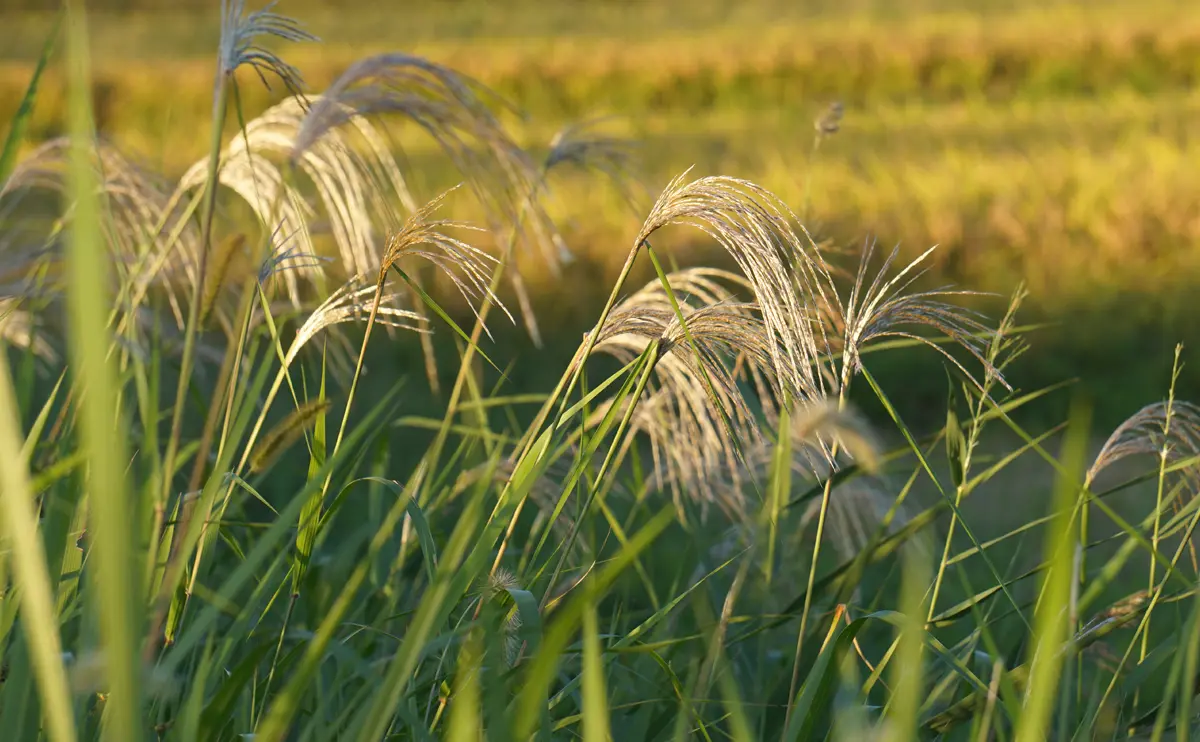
[583,269,777,521]
[0,298,57,362]
[236,272,420,475]
[634,172,840,406]
[829,240,1008,394]
[218,0,315,94]
[712,399,884,526]
[175,143,314,306]
[173,95,415,304]
[376,189,512,338]
[1086,401,1200,496]
[499,117,644,346]
[289,52,557,349]
[1,138,202,327]
[290,53,537,225]
[543,116,645,214]
[281,273,422,370]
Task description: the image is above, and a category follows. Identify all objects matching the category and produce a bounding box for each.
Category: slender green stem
[517,241,643,463]
[1143,346,1183,666]
[541,342,660,610]
[784,381,847,729]
[160,70,229,509]
[426,208,532,498]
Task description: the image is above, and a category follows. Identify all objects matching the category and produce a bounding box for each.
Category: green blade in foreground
[0,353,76,741]
[64,4,143,740]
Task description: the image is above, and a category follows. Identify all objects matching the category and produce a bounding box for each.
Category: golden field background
[2,0,1198,420]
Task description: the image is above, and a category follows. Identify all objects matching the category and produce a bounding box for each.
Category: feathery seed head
[832,241,1007,394]
[1086,401,1200,493]
[284,272,422,369]
[378,189,513,336]
[290,53,558,344]
[543,116,645,209]
[218,0,315,92]
[635,172,840,405]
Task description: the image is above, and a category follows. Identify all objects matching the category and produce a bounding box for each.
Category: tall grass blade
[0,352,76,741]
[1014,398,1090,742]
[63,3,142,739]
[582,601,613,742]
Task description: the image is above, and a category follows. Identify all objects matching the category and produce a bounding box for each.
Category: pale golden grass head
[713,398,883,515]
[832,240,1007,394]
[290,52,566,345]
[175,94,415,298]
[635,172,840,405]
[1,137,202,327]
[0,298,57,363]
[580,270,784,521]
[1086,400,1200,495]
[797,476,901,563]
[283,272,422,370]
[175,144,314,305]
[544,116,645,211]
[378,189,512,339]
[815,100,844,137]
[291,53,539,227]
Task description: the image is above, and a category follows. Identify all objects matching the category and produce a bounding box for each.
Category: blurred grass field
[3,0,1199,416]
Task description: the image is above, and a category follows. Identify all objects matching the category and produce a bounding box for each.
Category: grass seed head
[1086,400,1200,494]
[218,0,316,93]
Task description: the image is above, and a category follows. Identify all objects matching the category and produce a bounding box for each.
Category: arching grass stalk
[424,196,537,503]
[540,339,662,609]
[145,153,296,660]
[149,1,315,650]
[644,242,739,452]
[516,240,645,465]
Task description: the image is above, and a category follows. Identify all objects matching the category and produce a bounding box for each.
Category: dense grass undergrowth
[2,3,1200,741]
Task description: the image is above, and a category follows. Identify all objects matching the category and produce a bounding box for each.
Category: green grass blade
[63,3,142,739]
[446,626,484,741]
[861,365,1030,631]
[293,352,328,594]
[1014,399,1090,742]
[0,352,76,741]
[885,541,932,742]
[765,402,792,585]
[350,463,496,741]
[782,615,872,742]
[513,506,675,740]
[392,266,502,376]
[255,482,418,742]
[0,10,59,186]
[581,601,613,742]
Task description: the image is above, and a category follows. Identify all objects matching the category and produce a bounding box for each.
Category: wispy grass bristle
[218,0,316,94]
